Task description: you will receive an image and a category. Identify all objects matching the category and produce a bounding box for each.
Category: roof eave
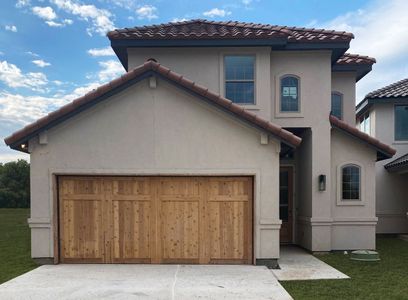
[332,63,373,82]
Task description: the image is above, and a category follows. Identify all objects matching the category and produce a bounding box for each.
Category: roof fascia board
[356,97,408,117]
[332,64,372,82]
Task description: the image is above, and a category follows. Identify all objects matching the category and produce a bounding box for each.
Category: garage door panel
[59,176,252,264]
[160,201,199,262]
[112,200,151,262]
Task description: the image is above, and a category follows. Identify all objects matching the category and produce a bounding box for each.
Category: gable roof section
[4,60,302,152]
[384,153,408,173]
[356,78,408,116]
[329,114,396,160]
[108,19,354,69]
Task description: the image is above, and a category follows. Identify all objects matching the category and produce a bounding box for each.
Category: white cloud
[32,6,57,21]
[136,5,158,20]
[51,0,115,36]
[5,25,17,32]
[32,59,51,67]
[0,61,48,92]
[203,8,231,18]
[97,60,124,82]
[26,51,39,57]
[16,0,30,8]
[87,47,115,57]
[315,0,408,101]
[242,0,252,5]
[45,19,73,27]
[171,18,189,23]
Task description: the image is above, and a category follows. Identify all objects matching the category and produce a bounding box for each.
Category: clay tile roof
[107,19,354,43]
[384,153,408,171]
[365,78,408,99]
[329,114,396,160]
[4,60,301,150]
[336,53,376,66]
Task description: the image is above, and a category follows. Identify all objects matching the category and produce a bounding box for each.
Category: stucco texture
[28,77,281,260]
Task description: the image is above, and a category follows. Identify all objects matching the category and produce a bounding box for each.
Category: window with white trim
[224,55,255,104]
[341,164,361,200]
[280,75,299,112]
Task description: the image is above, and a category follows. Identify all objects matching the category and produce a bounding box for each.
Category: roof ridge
[107,19,354,40]
[4,60,302,149]
[365,78,408,99]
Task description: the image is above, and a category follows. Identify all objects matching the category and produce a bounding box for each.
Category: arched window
[280,75,299,112]
[331,92,343,119]
[342,164,360,200]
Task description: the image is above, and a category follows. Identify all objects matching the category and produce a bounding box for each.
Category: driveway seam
[171,264,180,300]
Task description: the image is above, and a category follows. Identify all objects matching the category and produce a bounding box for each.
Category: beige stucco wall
[370,103,408,233]
[330,129,378,250]
[28,77,282,260]
[331,72,356,125]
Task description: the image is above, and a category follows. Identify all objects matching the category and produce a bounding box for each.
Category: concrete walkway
[272,246,349,281]
[0,264,293,300]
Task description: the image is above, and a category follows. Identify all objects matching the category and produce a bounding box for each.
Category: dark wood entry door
[279,167,293,244]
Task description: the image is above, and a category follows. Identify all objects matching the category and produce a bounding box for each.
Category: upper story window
[359,112,370,135]
[280,76,299,112]
[331,92,343,119]
[224,55,255,104]
[342,164,361,201]
[395,105,408,141]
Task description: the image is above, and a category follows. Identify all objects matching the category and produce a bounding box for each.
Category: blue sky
[1,0,408,162]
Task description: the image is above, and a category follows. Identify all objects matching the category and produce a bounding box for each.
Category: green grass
[281,237,408,300]
[0,208,37,284]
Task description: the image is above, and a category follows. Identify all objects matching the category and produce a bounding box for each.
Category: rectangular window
[331,93,343,119]
[224,55,255,104]
[395,105,408,140]
[359,112,370,135]
[342,165,360,200]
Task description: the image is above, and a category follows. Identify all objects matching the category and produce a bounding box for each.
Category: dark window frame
[394,104,408,141]
[224,55,256,105]
[280,75,300,113]
[331,91,343,120]
[341,164,361,201]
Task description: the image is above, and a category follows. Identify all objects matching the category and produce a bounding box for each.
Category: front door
[279,167,293,243]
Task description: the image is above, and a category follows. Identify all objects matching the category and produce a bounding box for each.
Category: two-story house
[356,79,408,234]
[4,20,396,267]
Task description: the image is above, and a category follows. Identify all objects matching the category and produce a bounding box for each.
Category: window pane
[281,76,299,112]
[342,165,360,200]
[225,56,255,80]
[279,206,289,222]
[395,105,408,140]
[331,93,343,119]
[225,82,254,104]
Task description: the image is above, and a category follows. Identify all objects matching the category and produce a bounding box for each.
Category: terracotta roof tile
[329,114,396,159]
[365,78,408,99]
[107,19,353,44]
[4,60,302,149]
[336,53,376,66]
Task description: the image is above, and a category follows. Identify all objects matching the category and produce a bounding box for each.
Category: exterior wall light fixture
[318,174,326,191]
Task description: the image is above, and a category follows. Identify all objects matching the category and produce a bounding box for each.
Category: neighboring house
[356,79,408,234]
[4,20,396,267]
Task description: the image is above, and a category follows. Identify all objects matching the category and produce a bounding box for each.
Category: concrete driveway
[0,264,292,300]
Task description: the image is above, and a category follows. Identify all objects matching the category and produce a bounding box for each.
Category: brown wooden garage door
[58,176,253,264]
